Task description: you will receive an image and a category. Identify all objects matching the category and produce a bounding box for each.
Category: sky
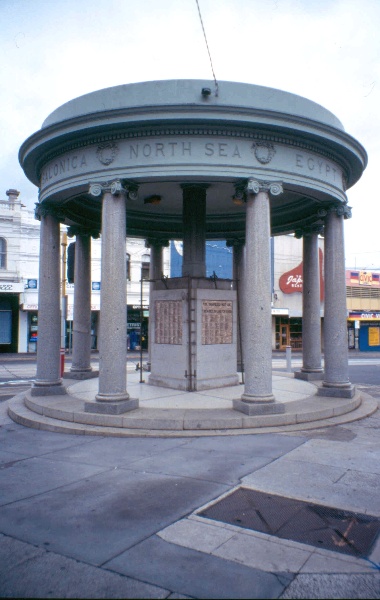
[1,0,379,269]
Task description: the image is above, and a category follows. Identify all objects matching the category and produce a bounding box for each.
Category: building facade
[3,188,376,356]
[0,189,170,353]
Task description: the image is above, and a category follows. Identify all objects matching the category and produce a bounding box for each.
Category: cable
[195,0,219,96]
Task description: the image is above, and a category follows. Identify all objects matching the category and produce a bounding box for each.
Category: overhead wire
[195,0,219,96]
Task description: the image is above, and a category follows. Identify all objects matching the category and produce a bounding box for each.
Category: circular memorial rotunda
[19,79,367,420]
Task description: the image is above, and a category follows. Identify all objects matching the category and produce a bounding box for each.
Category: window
[0,238,6,269]
[126,253,131,280]
[141,253,150,280]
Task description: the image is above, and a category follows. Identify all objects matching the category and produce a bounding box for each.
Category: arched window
[0,238,6,269]
[126,253,131,280]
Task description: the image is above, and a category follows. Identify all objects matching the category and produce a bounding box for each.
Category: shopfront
[348,312,380,351]
[0,293,19,353]
[275,316,303,350]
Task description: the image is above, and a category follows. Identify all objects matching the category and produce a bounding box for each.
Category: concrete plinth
[64,370,99,380]
[31,382,67,396]
[318,384,356,398]
[85,397,139,414]
[233,398,285,415]
[295,370,324,381]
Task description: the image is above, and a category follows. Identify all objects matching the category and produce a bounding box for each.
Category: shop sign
[350,271,380,286]
[271,308,289,316]
[359,271,372,286]
[0,282,24,293]
[26,279,38,289]
[92,281,101,290]
[279,249,324,301]
[349,312,380,320]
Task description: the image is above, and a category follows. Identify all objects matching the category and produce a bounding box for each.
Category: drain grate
[198,488,380,558]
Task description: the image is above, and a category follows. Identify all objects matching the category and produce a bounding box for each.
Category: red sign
[279,248,324,301]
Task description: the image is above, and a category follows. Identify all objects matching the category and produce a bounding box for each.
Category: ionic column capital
[89,179,139,200]
[34,202,65,223]
[294,223,324,239]
[226,238,245,248]
[67,225,100,239]
[327,203,352,220]
[246,179,283,196]
[145,238,170,249]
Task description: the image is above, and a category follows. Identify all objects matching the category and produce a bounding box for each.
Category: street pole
[60,230,68,375]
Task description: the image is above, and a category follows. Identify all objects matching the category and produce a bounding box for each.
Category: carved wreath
[96,142,119,166]
[251,142,276,164]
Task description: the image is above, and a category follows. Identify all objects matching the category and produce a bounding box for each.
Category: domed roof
[42,79,345,131]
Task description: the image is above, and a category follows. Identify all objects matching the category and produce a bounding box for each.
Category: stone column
[181,184,207,277]
[146,238,169,369]
[295,227,323,381]
[227,238,245,372]
[69,228,99,379]
[319,204,354,397]
[32,205,66,396]
[234,180,283,415]
[85,180,138,413]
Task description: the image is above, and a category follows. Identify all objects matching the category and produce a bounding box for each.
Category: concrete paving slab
[212,530,311,573]
[241,458,380,516]
[0,456,109,506]
[0,423,92,456]
[279,573,380,599]
[300,550,376,574]
[0,534,169,599]
[280,438,380,474]
[120,445,275,485]
[180,432,306,457]
[159,519,236,553]
[42,436,189,468]
[0,448,30,464]
[105,535,292,599]
[0,468,228,565]
[159,515,378,575]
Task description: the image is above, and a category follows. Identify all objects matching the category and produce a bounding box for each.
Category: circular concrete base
[6,372,378,437]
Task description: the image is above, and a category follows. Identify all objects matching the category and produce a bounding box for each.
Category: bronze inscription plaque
[202,300,233,345]
[155,300,182,344]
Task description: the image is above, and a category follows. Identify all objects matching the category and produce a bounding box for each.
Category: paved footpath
[0,383,379,598]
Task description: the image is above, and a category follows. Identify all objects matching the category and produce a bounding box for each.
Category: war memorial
[14,79,370,433]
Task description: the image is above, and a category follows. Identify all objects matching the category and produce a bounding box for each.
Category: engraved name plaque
[202,300,233,345]
[155,300,182,345]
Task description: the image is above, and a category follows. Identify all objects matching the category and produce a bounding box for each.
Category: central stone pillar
[69,228,99,379]
[319,204,354,398]
[85,180,138,414]
[181,184,207,277]
[295,226,323,381]
[234,180,283,415]
[32,205,66,396]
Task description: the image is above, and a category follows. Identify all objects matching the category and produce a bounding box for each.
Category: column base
[318,383,355,398]
[31,382,67,396]
[85,397,139,414]
[65,369,99,380]
[233,397,284,415]
[294,370,324,381]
